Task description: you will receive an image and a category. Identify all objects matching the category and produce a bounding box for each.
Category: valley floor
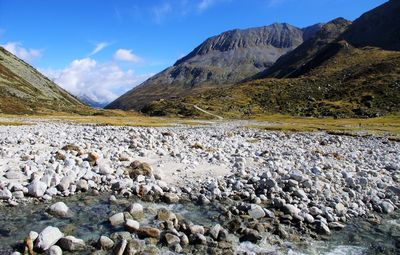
[0,117,399,254]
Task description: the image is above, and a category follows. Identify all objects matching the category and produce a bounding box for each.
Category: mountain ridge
[106,22,322,111]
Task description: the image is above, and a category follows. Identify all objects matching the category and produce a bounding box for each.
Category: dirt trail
[193,105,224,120]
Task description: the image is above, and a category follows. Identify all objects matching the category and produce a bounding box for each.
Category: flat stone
[127,203,144,219]
[157,208,176,221]
[125,219,140,232]
[137,227,160,239]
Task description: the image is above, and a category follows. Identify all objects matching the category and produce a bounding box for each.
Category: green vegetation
[142,46,400,119]
[247,114,400,137]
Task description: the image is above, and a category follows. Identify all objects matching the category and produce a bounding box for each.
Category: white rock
[48,202,70,217]
[47,245,62,255]
[35,226,63,251]
[109,212,125,226]
[125,219,140,232]
[28,181,47,197]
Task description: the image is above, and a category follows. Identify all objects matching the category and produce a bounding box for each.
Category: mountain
[106,23,322,111]
[340,0,400,51]
[135,1,400,118]
[142,44,400,118]
[78,94,108,109]
[259,18,352,78]
[0,47,85,114]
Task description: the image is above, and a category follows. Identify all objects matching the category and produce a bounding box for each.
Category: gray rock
[335,202,347,216]
[248,204,265,219]
[28,181,47,197]
[380,201,395,214]
[163,192,180,203]
[57,236,85,251]
[109,212,125,226]
[127,203,144,219]
[76,179,89,191]
[57,176,71,191]
[29,231,39,242]
[189,225,204,235]
[164,233,180,246]
[125,219,140,232]
[137,227,160,239]
[98,235,114,250]
[316,221,331,235]
[209,224,222,240]
[47,245,62,255]
[157,208,176,221]
[282,204,300,216]
[97,159,114,175]
[0,188,12,200]
[35,226,64,251]
[112,239,127,255]
[48,202,71,218]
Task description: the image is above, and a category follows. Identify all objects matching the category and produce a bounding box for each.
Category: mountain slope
[340,0,400,51]
[142,45,400,118]
[106,23,322,111]
[0,47,85,114]
[259,18,352,78]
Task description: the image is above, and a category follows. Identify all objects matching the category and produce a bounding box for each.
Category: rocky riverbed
[0,121,399,254]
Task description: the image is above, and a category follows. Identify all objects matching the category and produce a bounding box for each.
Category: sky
[0,0,387,104]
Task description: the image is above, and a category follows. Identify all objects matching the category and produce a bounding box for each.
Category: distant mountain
[78,94,108,108]
[0,47,85,114]
[259,18,352,78]
[341,0,400,51]
[106,23,322,111]
[133,1,400,118]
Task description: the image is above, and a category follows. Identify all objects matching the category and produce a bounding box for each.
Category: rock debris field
[0,121,399,254]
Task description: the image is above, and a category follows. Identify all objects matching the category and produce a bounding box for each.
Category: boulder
[47,245,62,255]
[137,227,160,239]
[35,226,63,251]
[125,219,140,232]
[28,181,47,197]
[98,235,114,250]
[126,161,153,178]
[164,233,180,246]
[48,202,71,218]
[109,212,125,226]
[57,236,85,251]
[127,203,144,219]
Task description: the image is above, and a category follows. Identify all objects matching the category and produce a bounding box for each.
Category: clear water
[0,194,399,254]
[0,193,219,254]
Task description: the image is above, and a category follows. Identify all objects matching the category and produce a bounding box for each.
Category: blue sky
[0,0,387,103]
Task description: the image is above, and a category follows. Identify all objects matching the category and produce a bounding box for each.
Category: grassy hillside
[142,44,400,118]
[0,47,87,114]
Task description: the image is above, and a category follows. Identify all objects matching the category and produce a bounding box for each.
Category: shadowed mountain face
[260,18,352,78]
[106,23,322,111]
[0,47,84,114]
[341,0,400,51]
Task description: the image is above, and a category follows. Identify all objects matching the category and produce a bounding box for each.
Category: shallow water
[0,194,399,254]
[0,193,220,254]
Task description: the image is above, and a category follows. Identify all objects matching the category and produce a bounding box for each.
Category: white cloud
[113,49,142,63]
[1,42,42,63]
[42,58,151,104]
[89,42,110,56]
[151,2,172,23]
[198,0,215,12]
